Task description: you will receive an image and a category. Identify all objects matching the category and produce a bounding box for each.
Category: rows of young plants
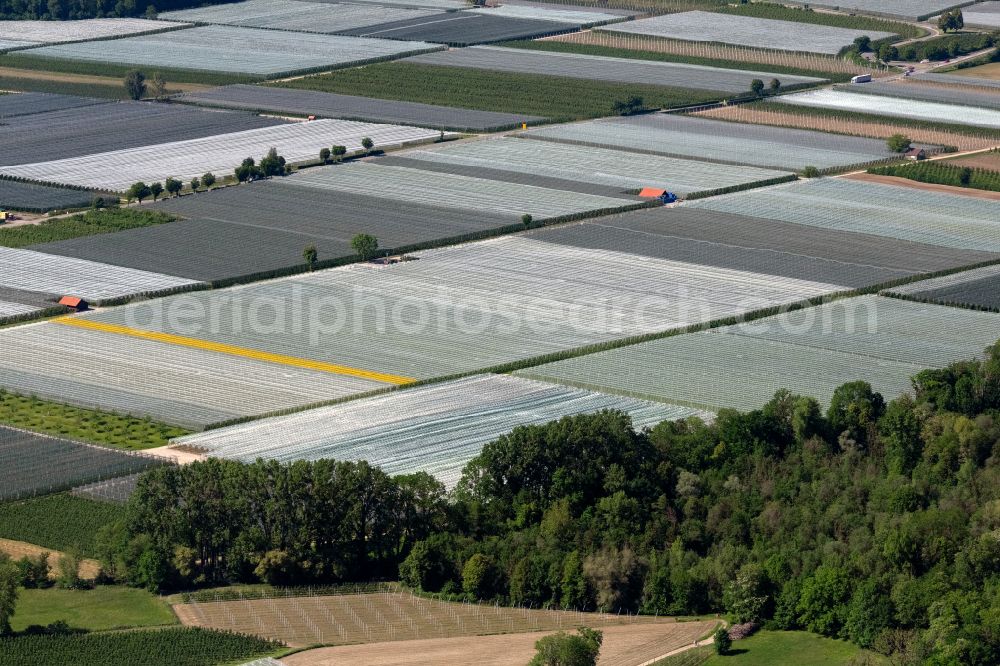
[0,209,174,249]
[868,159,1000,193]
[0,494,118,557]
[0,627,281,666]
[0,389,189,450]
[279,62,728,122]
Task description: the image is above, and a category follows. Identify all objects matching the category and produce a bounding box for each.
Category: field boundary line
[52,317,415,386]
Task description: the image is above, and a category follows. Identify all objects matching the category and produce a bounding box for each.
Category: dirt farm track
[282,622,718,666]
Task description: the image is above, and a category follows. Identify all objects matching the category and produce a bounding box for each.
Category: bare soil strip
[0,66,215,94]
[843,172,1000,200]
[947,151,1000,171]
[0,538,101,579]
[281,621,718,666]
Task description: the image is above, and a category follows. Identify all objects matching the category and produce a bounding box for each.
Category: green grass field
[274,62,727,121]
[0,209,175,249]
[11,586,177,633]
[0,494,120,559]
[0,389,190,450]
[655,631,875,666]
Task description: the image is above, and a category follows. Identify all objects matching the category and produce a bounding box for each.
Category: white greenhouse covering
[2,119,451,191]
[0,18,178,44]
[0,246,200,301]
[174,374,711,487]
[776,89,1000,129]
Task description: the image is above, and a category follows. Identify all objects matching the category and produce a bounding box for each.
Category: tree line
[45,343,1000,664]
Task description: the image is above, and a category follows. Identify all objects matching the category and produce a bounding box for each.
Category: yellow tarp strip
[54,317,415,386]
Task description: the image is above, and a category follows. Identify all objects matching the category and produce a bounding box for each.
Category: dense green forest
[89,345,1000,664]
[0,0,232,19]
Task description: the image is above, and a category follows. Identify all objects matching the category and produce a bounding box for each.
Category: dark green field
[0,494,120,558]
[0,209,175,249]
[275,62,726,121]
[0,627,282,666]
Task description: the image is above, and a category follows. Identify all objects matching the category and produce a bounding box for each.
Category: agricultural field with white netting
[0,101,284,165]
[399,136,791,194]
[0,425,165,501]
[917,72,1000,90]
[0,18,177,45]
[837,81,1000,111]
[70,473,143,504]
[884,264,1000,311]
[174,375,709,487]
[26,25,442,77]
[0,179,98,212]
[518,296,1000,412]
[159,0,440,34]
[0,39,36,50]
[522,114,900,171]
[467,4,625,26]
[776,89,1000,129]
[602,11,894,54]
[349,0,465,7]
[0,287,59,322]
[0,323,386,429]
[964,2,1000,28]
[686,179,1000,252]
[81,233,844,384]
[286,162,635,218]
[0,92,108,119]
[0,247,200,302]
[2,119,449,191]
[790,1,972,21]
[0,300,42,319]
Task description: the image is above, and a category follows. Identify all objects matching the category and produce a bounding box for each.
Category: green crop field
[0,627,283,666]
[275,62,726,121]
[11,587,178,633]
[0,494,120,558]
[0,209,176,250]
[503,39,849,82]
[0,389,190,449]
[869,160,1000,193]
[0,52,260,86]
